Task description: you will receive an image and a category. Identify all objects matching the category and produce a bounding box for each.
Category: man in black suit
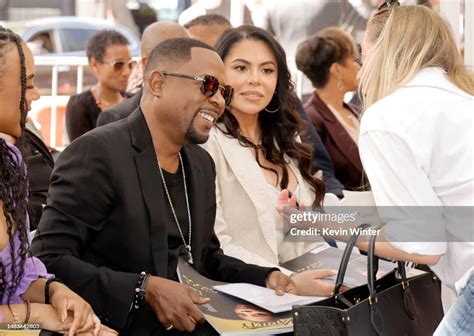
[96,21,190,127]
[32,38,294,335]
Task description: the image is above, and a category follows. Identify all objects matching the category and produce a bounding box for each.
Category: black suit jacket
[23,129,55,229]
[96,89,143,127]
[31,108,275,334]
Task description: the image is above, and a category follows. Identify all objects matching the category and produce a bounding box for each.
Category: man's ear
[89,57,100,76]
[147,71,166,98]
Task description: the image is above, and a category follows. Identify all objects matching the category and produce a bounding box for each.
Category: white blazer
[202,126,324,270]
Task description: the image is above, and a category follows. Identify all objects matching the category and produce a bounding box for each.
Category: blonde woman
[358,6,474,335]
[279,4,473,334]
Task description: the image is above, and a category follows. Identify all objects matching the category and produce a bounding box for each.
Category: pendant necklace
[157,152,193,264]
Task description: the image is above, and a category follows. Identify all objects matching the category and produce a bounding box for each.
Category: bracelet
[24,299,31,324]
[45,277,63,304]
[133,271,150,309]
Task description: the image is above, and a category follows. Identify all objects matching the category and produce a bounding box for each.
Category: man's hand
[145,276,209,332]
[265,271,296,295]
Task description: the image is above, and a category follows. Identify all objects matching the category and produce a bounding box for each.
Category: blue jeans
[434,274,473,335]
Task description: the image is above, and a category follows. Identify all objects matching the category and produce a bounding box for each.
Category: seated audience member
[296,27,363,190]
[202,26,334,296]
[125,21,191,96]
[66,30,134,141]
[23,120,55,230]
[97,22,190,127]
[184,14,231,47]
[280,4,473,335]
[32,38,295,334]
[0,26,115,335]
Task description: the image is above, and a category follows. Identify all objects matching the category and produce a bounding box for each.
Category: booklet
[177,259,294,335]
[213,283,325,313]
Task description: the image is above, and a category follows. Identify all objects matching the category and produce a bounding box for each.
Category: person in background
[22,119,56,230]
[260,0,368,101]
[184,14,231,47]
[0,26,115,336]
[203,26,335,296]
[65,30,134,141]
[296,27,363,191]
[97,22,190,127]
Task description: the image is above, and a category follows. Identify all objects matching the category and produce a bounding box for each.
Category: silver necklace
[157,152,193,264]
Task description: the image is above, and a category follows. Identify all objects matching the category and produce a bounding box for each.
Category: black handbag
[293,225,444,335]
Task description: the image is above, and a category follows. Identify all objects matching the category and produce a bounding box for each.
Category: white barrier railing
[33,56,90,148]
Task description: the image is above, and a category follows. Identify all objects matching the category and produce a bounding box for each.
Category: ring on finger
[188,316,197,324]
[166,324,174,331]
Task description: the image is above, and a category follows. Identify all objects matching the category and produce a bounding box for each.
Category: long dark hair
[215,25,325,205]
[0,27,29,304]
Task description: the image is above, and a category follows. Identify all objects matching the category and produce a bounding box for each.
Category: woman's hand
[49,282,100,335]
[291,270,337,296]
[32,303,115,335]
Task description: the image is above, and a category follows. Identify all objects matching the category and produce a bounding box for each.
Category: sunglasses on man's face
[161,71,234,106]
[103,59,137,71]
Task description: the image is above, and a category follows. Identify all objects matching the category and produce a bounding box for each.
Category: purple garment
[0,140,53,306]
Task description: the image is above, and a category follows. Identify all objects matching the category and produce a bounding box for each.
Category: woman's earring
[264,91,280,113]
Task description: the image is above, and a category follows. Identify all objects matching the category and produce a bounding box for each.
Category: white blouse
[359,67,474,294]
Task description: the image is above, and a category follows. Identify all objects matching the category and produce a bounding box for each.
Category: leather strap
[334,223,371,294]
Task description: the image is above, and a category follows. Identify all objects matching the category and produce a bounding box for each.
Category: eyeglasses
[102,59,137,71]
[377,0,400,11]
[161,71,234,106]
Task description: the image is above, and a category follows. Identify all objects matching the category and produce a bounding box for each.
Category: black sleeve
[31,134,138,329]
[199,153,278,286]
[96,109,115,127]
[65,95,94,142]
[294,97,344,197]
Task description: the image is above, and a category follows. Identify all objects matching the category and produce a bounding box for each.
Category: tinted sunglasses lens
[201,75,219,97]
[113,61,126,71]
[113,61,136,71]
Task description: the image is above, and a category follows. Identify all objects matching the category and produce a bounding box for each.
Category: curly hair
[0,26,29,304]
[214,25,325,205]
[86,29,129,62]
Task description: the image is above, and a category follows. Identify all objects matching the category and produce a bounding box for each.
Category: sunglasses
[377,0,400,11]
[161,71,234,106]
[103,59,137,71]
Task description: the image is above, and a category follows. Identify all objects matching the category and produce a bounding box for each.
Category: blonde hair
[359,5,474,109]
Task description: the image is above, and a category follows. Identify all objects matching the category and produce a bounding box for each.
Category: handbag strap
[334,223,371,294]
[367,234,408,301]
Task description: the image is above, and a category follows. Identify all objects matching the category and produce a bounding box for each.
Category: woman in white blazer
[202,26,334,296]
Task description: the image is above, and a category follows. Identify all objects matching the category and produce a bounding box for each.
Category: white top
[359,67,474,294]
[201,126,324,273]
